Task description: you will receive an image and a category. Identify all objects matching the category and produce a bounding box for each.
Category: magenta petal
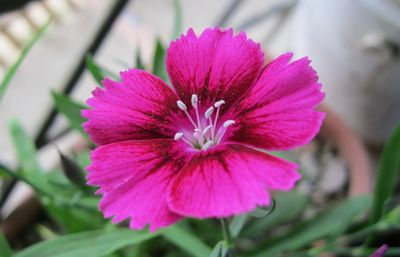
[231,53,325,150]
[82,69,183,145]
[167,143,300,218]
[371,245,388,257]
[87,139,189,231]
[166,28,264,107]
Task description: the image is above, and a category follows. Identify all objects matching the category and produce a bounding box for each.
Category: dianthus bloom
[83,28,325,231]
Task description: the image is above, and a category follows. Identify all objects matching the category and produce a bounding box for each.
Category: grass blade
[369,123,400,225]
[0,234,12,257]
[229,214,248,238]
[85,55,119,85]
[85,54,105,86]
[252,195,371,257]
[14,229,158,257]
[0,20,51,103]
[152,39,168,83]
[135,47,145,70]
[58,150,88,191]
[243,192,308,236]
[162,224,212,257]
[9,119,51,195]
[52,91,87,135]
[172,0,183,39]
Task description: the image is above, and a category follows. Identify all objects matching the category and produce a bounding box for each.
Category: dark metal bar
[34,0,130,148]
[215,0,243,27]
[0,0,130,212]
[0,0,38,14]
[0,163,17,209]
[237,1,296,31]
[262,2,297,47]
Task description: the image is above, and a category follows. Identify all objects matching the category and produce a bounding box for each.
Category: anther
[177,100,187,111]
[205,107,214,119]
[223,120,235,128]
[191,94,198,108]
[174,132,184,140]
[174,96,233,150]
[214,100,225,108]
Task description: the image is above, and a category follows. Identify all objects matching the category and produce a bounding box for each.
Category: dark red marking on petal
[87,139,192,231]
[167,143,300,218]
[82,69,186,146]
[230,53,325,150]
[166,28,264,111]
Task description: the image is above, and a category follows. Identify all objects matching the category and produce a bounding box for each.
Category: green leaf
[250,201,276,218]
[85,55,119,85]
[0,167,12,178]
[36,224,57,241]
[13,229,159,257]
[9,120,51,195]
[0,21,50,103]
[58,151,88,191]
[210,242,222,257]
[51,91,87,135]
[253,195,372,257]
[85,55,105,86]
[172,0,183,39]
[75,150,91,169]
[43,200,103,233]
[10,120,41,174]
[162,224,212,257]
[370,123,400,225]
[229,214,248,238]
[135,48,145,70]
[0,234,12,257]
[152,39,168,83]
[209,241,229,257]
[243,192,308,236]
[384,205,400,225]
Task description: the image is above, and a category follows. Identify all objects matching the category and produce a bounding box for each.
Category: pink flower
[82,28,325,231]
[370,245,388,257]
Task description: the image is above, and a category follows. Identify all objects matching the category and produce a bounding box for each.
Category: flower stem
[220,218,233,245]
[220,218,236,257]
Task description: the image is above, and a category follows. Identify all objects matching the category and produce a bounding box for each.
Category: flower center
[174,94,235,150]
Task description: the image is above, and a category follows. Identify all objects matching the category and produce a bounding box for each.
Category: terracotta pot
[294,0,400,146]
[318,104,372,197]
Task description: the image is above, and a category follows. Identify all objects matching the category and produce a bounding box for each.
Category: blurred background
[0,0,399,255]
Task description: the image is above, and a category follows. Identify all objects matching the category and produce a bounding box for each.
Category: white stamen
[214,100,225,108]
[202,125,212,136]
[216,120,236,144]
[174,132,184,140]
[193,131,203,146]
[201,141,214,150]
[211,100,225,139]
[204,107,214,119]
[177,100,187,111]
[223,120,235,128]
[174,96,235,150]
[191,94,198,108]
[194,105,202,131]
[177,100,198,129]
